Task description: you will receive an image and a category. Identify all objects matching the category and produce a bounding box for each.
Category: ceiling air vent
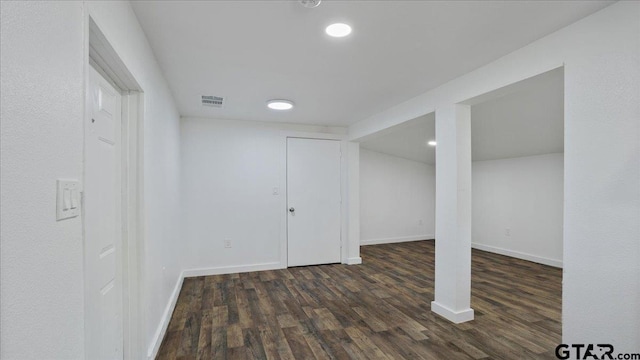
[202,95,224,108]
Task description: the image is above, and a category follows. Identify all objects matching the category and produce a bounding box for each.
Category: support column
[431,104,474,323]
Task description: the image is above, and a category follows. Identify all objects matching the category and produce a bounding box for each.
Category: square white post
[431,104,474,323]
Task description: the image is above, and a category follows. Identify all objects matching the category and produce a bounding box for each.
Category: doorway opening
[84,17,145,360]
[359,113,436,247]
[465,66,564,339]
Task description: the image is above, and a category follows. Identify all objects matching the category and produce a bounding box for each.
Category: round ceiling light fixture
[325,23,352,38]
[267,99,294,111]
[299,0,321,8]
[428,140,437,146]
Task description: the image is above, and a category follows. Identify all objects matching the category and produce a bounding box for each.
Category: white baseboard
[146,261,282,359]
[182,261,283,278]
[147,273,184,359]
[361,234,434,246]
[472,243,563,268]
[431,301,474,323]
[345,257,362,265]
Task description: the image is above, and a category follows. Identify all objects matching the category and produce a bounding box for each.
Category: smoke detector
[299,0,321,8]
[201,95,224,108]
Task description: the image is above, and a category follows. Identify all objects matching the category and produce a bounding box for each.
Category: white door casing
[85,66,123,359]
[287,138,342,267]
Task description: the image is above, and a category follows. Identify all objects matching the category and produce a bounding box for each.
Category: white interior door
[287,138,342,266]
[85,66,123,359]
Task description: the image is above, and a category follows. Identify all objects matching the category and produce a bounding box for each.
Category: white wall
[1,2,85,358]
[0,1,182,359]
[360,149,435,244]
[472,153,564,267]
[180,117,346,272]
[350,2,640,351]
[359,148,563,266]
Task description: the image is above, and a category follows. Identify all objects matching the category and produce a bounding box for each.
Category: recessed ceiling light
[299,0,321,8]
[267,99,294,111]
[428,141,437,146]
[326,23,352,38]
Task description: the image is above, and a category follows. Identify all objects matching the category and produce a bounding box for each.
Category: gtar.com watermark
[556,344,640,360]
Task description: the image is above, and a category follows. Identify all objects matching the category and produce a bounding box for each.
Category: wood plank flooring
[156,241,562,359]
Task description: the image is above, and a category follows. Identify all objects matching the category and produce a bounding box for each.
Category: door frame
[83,15,145,360]
[279,131,349,267]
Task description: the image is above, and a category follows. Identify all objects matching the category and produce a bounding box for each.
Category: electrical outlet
[224,239,232,248]
[505,228,511,236]
[419,219,424,225]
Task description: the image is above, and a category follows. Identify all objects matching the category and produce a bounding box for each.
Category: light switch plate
[57,179,81,220]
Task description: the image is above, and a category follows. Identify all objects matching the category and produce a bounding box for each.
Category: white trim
[279,130,347,141]
[182,262,284,278]
[346,257,363,265]
[147,274,184,360]
[430,301,474,324]
[361,235,434,246]
[339,139,349,264]
[472,243,563,268]
[87,18,141,92]
[346,142,361,264]
[121,91,145,360]
[279,134,288,268]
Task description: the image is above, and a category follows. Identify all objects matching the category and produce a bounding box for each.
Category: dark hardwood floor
[156,241,562,359]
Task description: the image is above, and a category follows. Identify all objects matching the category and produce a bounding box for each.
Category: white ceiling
[361,113,437,164]
[131,1,611,126]
[361,67,564,164]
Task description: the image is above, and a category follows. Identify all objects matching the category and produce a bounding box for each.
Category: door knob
[289,207,295,213]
